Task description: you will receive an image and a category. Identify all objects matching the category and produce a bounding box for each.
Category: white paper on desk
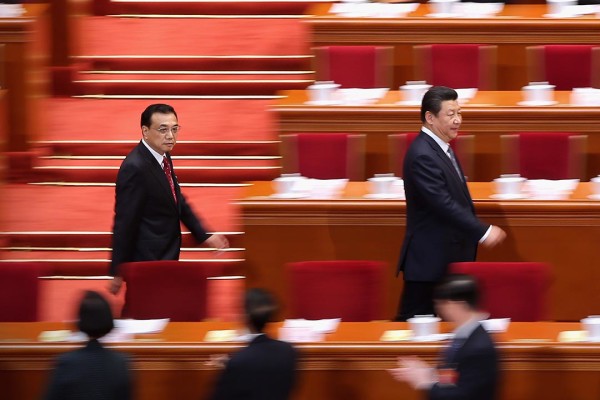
[0,4,25,17]
[330,3,418,17]
[114,318,170,334]
[338,88,389,105]
[452,2,504,16]
[283,318,341,334]
[293,178,348,199]
[455,88,478,102]
[524,179,579,199]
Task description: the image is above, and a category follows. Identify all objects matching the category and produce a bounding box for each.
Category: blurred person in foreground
[389,274,499,400]
[109,103,228,294]
[43,291,132,400]
[210,288,297,400]
[396,85,506,321]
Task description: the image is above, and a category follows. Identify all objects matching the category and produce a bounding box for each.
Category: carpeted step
[75,55,312,72]
[34,140,280,157]
[73,74,311,96]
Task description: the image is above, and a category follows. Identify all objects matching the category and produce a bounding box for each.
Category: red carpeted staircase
[1,1,319,281]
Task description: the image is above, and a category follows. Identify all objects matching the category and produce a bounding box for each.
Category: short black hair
[140,104,177,128]
[434,274,479,309]
[77,291,114,339]
[420,86,458,123]
[245,288,277,333]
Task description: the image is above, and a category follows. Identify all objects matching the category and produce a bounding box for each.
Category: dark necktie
[447,147,463,182]
[162,156,177,203]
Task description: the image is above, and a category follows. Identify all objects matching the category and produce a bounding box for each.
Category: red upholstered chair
[280,133,366,180]
[285,260,387,321]
[526,45,600,90]
[0,262,46,321]
[313,45,393,88]
[449,262,551,321]
[413,44,497,89]
[121,260,228,321]
[500,132,587,179]
[389,133,475,180]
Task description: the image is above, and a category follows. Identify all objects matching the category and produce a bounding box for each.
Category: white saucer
[542,13,579,18]
[270,192,309,199]
[411,333,454,342]
[587,194,600,200]
[425,12,459,18]
[304,100,341,106]
[364,193,405,200]
[516,100,559,106]
[396,100,421,106]
[489,193,529,200]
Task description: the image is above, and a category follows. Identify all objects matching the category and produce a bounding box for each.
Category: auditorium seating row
[281,132,588,181]
[314,44,600,90]
[0,260,551,323]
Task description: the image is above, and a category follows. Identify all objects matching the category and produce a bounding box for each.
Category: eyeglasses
[152,125,181,135]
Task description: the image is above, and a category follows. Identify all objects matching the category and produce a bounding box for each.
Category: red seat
[285,260,387,321]
[121,260,229,321]
[389,133,475,180]
[313,45,393,88]
[500,132,587,180]
[280,133,366,180]
[527,45,600,90]
[413,44,497,89]
[449,262,551,321]
[0,262,46,321]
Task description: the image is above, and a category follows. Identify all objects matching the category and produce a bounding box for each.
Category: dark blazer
[429,324,499,400]
[398,131,488,282]
[110,141,210,275]
[43,339,132,400]
[211,334,297,400]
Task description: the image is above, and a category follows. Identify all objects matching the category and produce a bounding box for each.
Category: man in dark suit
[44,291,132,400]
[211,288,297,400]
[110,103,228,294]
[389,274,499,400]
[396,86,505,321]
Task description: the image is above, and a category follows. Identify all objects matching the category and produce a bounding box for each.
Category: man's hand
[204,234,229,251]
[108,276,123,295]
[388,356,436,390]
[481,226,506,248]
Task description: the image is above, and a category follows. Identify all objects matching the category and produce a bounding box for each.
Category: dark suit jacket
[398,131,488,282]
[110,141,210,275]
[43,339,132,400]
[211,334,297,400]
[429,324,499,400]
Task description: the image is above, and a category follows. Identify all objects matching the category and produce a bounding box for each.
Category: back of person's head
[245,288,278,333]
[140,103,177,128]
[434,274,479,310]
[77,291,114,339]
[420,86,458,123]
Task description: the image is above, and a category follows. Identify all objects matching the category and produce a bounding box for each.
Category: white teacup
[400,82,432,104]
[522,83,555,103]
[368,176,397,195]
[408,315,441,339]
[429,0,458,14]
[273,176,300,194]
[581,316,600,341]
[307,82,341,103]
[546,0,576,15]
[493,175,526,196]
[591,176,600,195]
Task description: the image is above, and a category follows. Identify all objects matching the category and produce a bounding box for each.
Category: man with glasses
[109,103,228,294]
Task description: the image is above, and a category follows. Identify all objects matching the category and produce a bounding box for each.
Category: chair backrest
[313,45,393,88]
[449,262,551,321]
[389,133,475,180]
[121,260,229,321]
[413,44,497,89]
[500,132,587,180]
[280,133,366,180]
[0,262,45,321]
[285,260,386,321]
[526,45,600,90]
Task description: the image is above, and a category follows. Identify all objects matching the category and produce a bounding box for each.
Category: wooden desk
[240,181,600,321]
[0,4,49,152]
[1,321,600,400]
[307,4,600,90]
[274,90,600,181]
